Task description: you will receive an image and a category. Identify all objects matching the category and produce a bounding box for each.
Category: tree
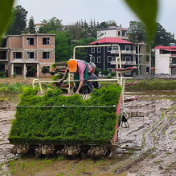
[73,37,97,61]
[6,5,28,35]
[41,67,49,77]
[128,21,147,43]
[30,66,37,77]
[152,22,175,47]
[68,24,86,40]
[28,16,36,34]
[128,21,175,47]
[38,17,62,33]
[98,22,108,29]
[49,31,73,62]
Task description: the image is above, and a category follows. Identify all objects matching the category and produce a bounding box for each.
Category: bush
[111,72,116,77]
[0,71,6,78]
[9,86,122,145]
[30,67,37,77]
[106,75,112,79]
[41,67,49,77]
[101,69,109,76]
[51,63,56,69]
[12,72,17,78]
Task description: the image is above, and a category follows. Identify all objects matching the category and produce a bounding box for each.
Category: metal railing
[111,61,136,65]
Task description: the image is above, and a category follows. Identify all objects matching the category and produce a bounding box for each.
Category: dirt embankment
[1,93,176,175]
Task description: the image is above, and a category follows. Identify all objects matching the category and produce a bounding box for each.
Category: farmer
[88,62,100,89]
[60,59,92,94]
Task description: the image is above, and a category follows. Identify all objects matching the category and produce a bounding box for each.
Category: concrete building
[97,26,129,40]
[155,46,176,75]
[88,37,151,76]
[0,34,56,77]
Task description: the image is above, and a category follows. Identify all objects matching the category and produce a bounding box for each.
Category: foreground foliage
[9,86,121,145]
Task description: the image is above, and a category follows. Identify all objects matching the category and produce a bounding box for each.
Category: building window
[0,64,5,72]
[27,52,34,59]
[125,56,131,62]
[125,45,130,51]
[125,71,131,75]
[14,66,22,75]
[97,56,101,63]
[107,68,113,73]
[90,57,95,63]
[146,56,149,62]
[146,45,150,52]
[43,52,50,59]
[13,52,22,59]
[97,47,101,53]
[107,56,115,63]
[43,38,50,45]
[91,47,95,53]
[107,46,112,52]
[42,66,50,73]
[27,38,34,45]
[122,31,125,36]
[0,51,6,59]
[112,46,118,50]
[118,31,120,36]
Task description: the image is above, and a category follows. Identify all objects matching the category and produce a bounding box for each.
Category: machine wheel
[106,149,111,157]
[80,150,87,159]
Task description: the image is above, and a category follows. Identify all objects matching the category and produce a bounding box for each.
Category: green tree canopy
[39,17,62,33]
[48,31,73,62]
[128,21,175,47]
[127,21,147,43]
[28,16,36,34]
[7,5,28,35]
[153,22,175,47]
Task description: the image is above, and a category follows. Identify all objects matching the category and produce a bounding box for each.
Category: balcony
[171,54,176,57]
[110,50,136,55]
[0,59,8,61]
[111,61,136,65]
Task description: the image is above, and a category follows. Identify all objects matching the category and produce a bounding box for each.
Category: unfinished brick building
[0,34,56,77]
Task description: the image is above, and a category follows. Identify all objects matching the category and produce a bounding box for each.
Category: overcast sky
[15,0,176,36]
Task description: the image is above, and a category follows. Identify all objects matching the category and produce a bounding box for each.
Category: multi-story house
[97,26,129,40]
[0,33,56,77]
[155,46,176,75]
[88,37,151,76]
[0,37,8,74]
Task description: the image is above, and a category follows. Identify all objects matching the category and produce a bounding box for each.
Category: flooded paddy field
[0,92,176,176]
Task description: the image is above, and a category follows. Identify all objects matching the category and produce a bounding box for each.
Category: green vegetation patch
[9,86,121,145]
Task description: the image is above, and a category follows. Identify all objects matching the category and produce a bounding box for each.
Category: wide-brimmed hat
[68,59,77,72]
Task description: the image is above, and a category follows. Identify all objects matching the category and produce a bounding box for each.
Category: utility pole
[138,43,140,75]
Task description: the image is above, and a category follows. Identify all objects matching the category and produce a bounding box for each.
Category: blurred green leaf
[125,0,158,41]
[0,0,15,37]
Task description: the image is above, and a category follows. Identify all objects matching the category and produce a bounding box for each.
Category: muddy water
[1,92,176,175]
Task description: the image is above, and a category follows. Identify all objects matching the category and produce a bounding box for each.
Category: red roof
[155,46,176,51]
[89,37,133,45]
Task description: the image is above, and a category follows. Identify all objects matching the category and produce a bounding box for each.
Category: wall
[0,77,52,84]
[8,36,22,48]
[97,30,116,39]
[155,49,170,74]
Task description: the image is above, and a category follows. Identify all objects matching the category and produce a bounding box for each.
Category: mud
[0,92,176,175]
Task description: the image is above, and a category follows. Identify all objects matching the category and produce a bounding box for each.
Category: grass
[100,79,176,91]
[0,83,32,94]
[149,154,156,158]
[1,78,176,95]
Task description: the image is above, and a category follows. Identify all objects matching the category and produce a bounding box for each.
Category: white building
[97,26,129,40]
[155,46,176,75]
